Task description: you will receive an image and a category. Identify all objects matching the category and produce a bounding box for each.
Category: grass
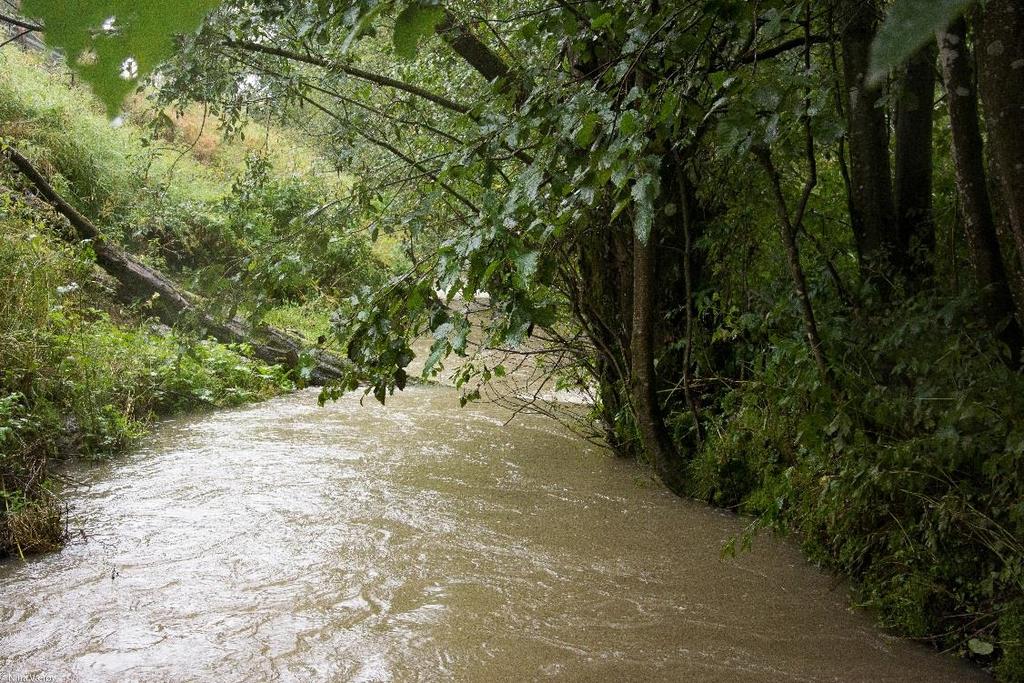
[0,49,306,559]
[0,44,391,560]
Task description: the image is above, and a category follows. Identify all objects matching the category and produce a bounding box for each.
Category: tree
[838,0,898,282]
[976,0,1024,286]
[894,42,937,278]
[937,17,1023,348]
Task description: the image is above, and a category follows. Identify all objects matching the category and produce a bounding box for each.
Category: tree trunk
[3,146,350,386]
[676,170,703,445]
[631,228,687,495]
[575,221,634,456]
[937,17,1024,354]
[839,0,898,281]
[894,41,937,278]
[976,0,1024,281]
[436,12,509,82]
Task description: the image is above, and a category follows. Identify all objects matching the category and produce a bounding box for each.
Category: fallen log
[2,144,349,386]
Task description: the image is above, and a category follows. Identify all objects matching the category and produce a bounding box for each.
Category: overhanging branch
[223,38,472,115]
[0,12,44,33]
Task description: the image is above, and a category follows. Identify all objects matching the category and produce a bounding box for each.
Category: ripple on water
[0,386,988,682]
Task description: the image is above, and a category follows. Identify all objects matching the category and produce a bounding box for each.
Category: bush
[688,290,1024,674]
[0,191,292,558]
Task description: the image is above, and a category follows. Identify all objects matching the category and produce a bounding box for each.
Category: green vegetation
[0,48,380,558]
[692,289,1024,648]
[0,190,292,556]
[7,0,1024,678]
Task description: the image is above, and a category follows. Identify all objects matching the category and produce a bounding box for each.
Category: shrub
[0,191,292,558]
[689,289,1024,672]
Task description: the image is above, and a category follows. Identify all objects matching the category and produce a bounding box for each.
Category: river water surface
[0,386,986,681]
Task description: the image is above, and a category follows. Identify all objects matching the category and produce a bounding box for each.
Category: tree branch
[436,11,510,82]
[0,12,44,33]
[736,34,830,65]
[294,92,480,215]
[222,38,472,115]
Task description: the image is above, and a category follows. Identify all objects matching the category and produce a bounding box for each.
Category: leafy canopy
[23,0,980,117]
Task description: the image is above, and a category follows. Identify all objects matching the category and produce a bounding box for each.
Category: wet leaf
[22,0,218,116]
[393,1,444,59]
[869,0,972,84]
[631,171,658,244]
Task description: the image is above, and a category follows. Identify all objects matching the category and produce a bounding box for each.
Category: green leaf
[967,639,994,656]
[521,164,544,200]
[22,0,219,116]
[631,171,659,244]
[869,0,973,84]
[423,340,447,376]
[396,347,415,368]
[575,112,600,148]
[610,196,631,222]
[393,1,444,59]
[515,251,539,284]
[619,110,640,136]
[590,12,614,30]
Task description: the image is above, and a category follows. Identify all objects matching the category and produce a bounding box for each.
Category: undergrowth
[0,48,311,559]
[687,290,1024,677]
[0,189,293,558]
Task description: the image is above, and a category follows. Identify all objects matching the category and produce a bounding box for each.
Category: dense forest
[2,0,1024,678]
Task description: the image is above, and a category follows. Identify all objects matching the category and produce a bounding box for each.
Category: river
[0,386,985,681]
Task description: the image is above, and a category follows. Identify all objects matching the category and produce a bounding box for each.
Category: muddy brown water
[0,386,986,681]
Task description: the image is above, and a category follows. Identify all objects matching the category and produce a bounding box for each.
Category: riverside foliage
[0,49,379,558]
